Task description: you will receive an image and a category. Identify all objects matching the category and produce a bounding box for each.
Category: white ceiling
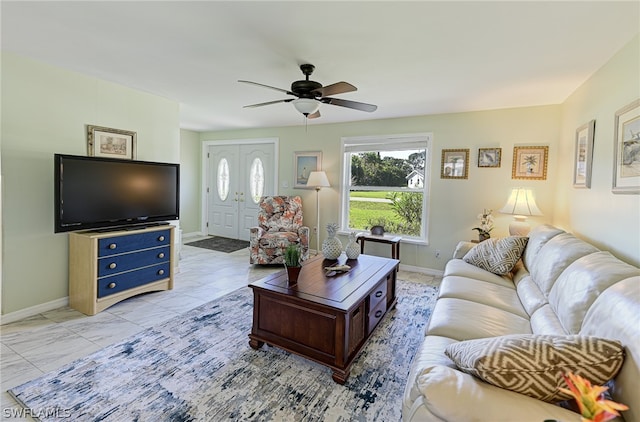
[2,1,639,132]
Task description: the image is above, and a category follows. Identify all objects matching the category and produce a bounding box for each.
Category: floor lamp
[306,171,330,255]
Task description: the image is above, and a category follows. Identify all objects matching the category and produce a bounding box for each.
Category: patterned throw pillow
[444,334,625,402]
[463,236,528,275]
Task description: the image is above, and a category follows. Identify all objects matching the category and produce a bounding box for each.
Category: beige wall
[179,129,202,234]
[1,53,180,315]
[198,105,561,271]
[554,34,640,266]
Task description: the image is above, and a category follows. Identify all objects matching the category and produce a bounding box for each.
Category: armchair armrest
[249,226,264,246]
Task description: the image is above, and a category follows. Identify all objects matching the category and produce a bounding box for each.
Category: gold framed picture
[441,149,469,179]
[512,146,548,180]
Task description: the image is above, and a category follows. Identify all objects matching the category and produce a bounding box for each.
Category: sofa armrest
[411,365,581,422]
[452,241,476,259]
[249,227,264,247]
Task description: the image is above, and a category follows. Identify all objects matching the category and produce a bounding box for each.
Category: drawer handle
[375,310,383,318]
[107,282,117,289]
[375,291,383,298]
[158,252,165,259]
[109,243,117,250]
[109,263,117,269]
[158,235,165,242]
[158,269,165,276]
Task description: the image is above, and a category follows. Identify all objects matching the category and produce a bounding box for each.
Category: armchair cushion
[250,196,309,265]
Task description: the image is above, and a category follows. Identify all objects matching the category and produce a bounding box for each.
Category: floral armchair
[249,196,310,265]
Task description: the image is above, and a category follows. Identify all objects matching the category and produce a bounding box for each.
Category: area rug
[185,236,249,253]
[9,280,438,422]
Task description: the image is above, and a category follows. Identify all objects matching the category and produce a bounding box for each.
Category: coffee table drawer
[368,298,387,333]
[369,280,387,311]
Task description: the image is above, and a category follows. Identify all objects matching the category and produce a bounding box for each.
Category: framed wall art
[512,146,548,180]
[612,99,640,194]
[478,147,501,168]
[441,149,469,179]
[87,125,137,160]
[573,120,595,188]
[294,151,322,188]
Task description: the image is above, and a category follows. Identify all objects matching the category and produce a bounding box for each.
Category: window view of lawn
[349,191,422,236]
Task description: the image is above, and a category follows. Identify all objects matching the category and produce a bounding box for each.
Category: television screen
[55,154,179,233]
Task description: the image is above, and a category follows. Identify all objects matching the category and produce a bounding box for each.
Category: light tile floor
[0,242,438,421]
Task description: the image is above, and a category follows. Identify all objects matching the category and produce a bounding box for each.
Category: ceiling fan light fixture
[292,98,320,116]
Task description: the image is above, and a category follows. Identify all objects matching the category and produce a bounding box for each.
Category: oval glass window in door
[217,158,230,201]
[249,158,265,203]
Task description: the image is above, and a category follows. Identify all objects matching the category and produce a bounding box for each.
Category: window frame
[340,133,433,245]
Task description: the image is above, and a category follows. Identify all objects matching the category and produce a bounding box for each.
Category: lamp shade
[499,188,543,216]
[306,171,330,188]
[292,98,320,116]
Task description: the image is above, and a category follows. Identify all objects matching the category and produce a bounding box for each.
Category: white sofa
[403,224,640,422]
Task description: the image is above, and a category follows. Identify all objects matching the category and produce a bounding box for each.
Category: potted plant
[284,244,302,286]
[472,208,494,242]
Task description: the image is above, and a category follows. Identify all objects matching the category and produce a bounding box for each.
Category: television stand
[69,225,175,315]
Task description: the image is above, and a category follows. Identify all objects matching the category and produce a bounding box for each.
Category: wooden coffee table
[248,254,399,384]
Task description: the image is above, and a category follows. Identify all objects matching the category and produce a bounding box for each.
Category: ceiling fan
[239,64,377,119]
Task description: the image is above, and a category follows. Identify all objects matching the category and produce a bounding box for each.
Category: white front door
[207,142,275,241]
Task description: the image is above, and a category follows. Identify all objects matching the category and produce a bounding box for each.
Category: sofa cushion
[530,233,599,297]
[426,298,532,340]
[438,276,528,318]
[549,251,640,334]
[444,334,625,402]
[521,224,564,271]
[443,259,514,287]
[463,236,528,275]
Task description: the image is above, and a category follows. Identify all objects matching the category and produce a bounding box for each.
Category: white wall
[555,34,640,266]
[1,52,180,315]
[197,105,561,271]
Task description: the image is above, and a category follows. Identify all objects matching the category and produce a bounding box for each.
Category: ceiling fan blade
[243,99,292,108]
[321,97,377,112]
[311,81,357,97]
[238,80,294,96]
[307,110,321,119]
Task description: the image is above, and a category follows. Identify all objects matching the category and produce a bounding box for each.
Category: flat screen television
[54,154,180,233]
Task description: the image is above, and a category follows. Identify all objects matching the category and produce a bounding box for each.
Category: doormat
[185,236,249,253]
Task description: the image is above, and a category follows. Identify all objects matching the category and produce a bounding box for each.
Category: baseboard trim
[1,297,69,325]
[399,263,444,277]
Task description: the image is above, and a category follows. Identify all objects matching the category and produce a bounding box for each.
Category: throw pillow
[463,236,528,275]
[444,334,625,402]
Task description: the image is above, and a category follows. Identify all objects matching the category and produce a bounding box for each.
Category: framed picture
[441,149,469,179]
[478,147,501,168]
[294,151,322,188]
[573,120,595,188]
[512,146,548,180]
[612,99,640,194]
[87,125,137,160]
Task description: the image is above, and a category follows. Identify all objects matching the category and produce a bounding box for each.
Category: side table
[358,234,401,260]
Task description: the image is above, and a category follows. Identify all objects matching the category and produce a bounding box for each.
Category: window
[340,133,432,242]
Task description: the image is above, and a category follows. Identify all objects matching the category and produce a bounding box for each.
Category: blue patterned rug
[9,279,438,421]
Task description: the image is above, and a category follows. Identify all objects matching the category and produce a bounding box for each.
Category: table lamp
[499,188,543,236]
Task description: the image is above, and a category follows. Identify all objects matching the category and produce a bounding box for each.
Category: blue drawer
[98,229,171,257]
[97,263,170,298]
[97,246,170,277]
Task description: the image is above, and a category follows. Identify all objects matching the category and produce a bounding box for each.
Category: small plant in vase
[284,244,302,286]
[472,208,494,242]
